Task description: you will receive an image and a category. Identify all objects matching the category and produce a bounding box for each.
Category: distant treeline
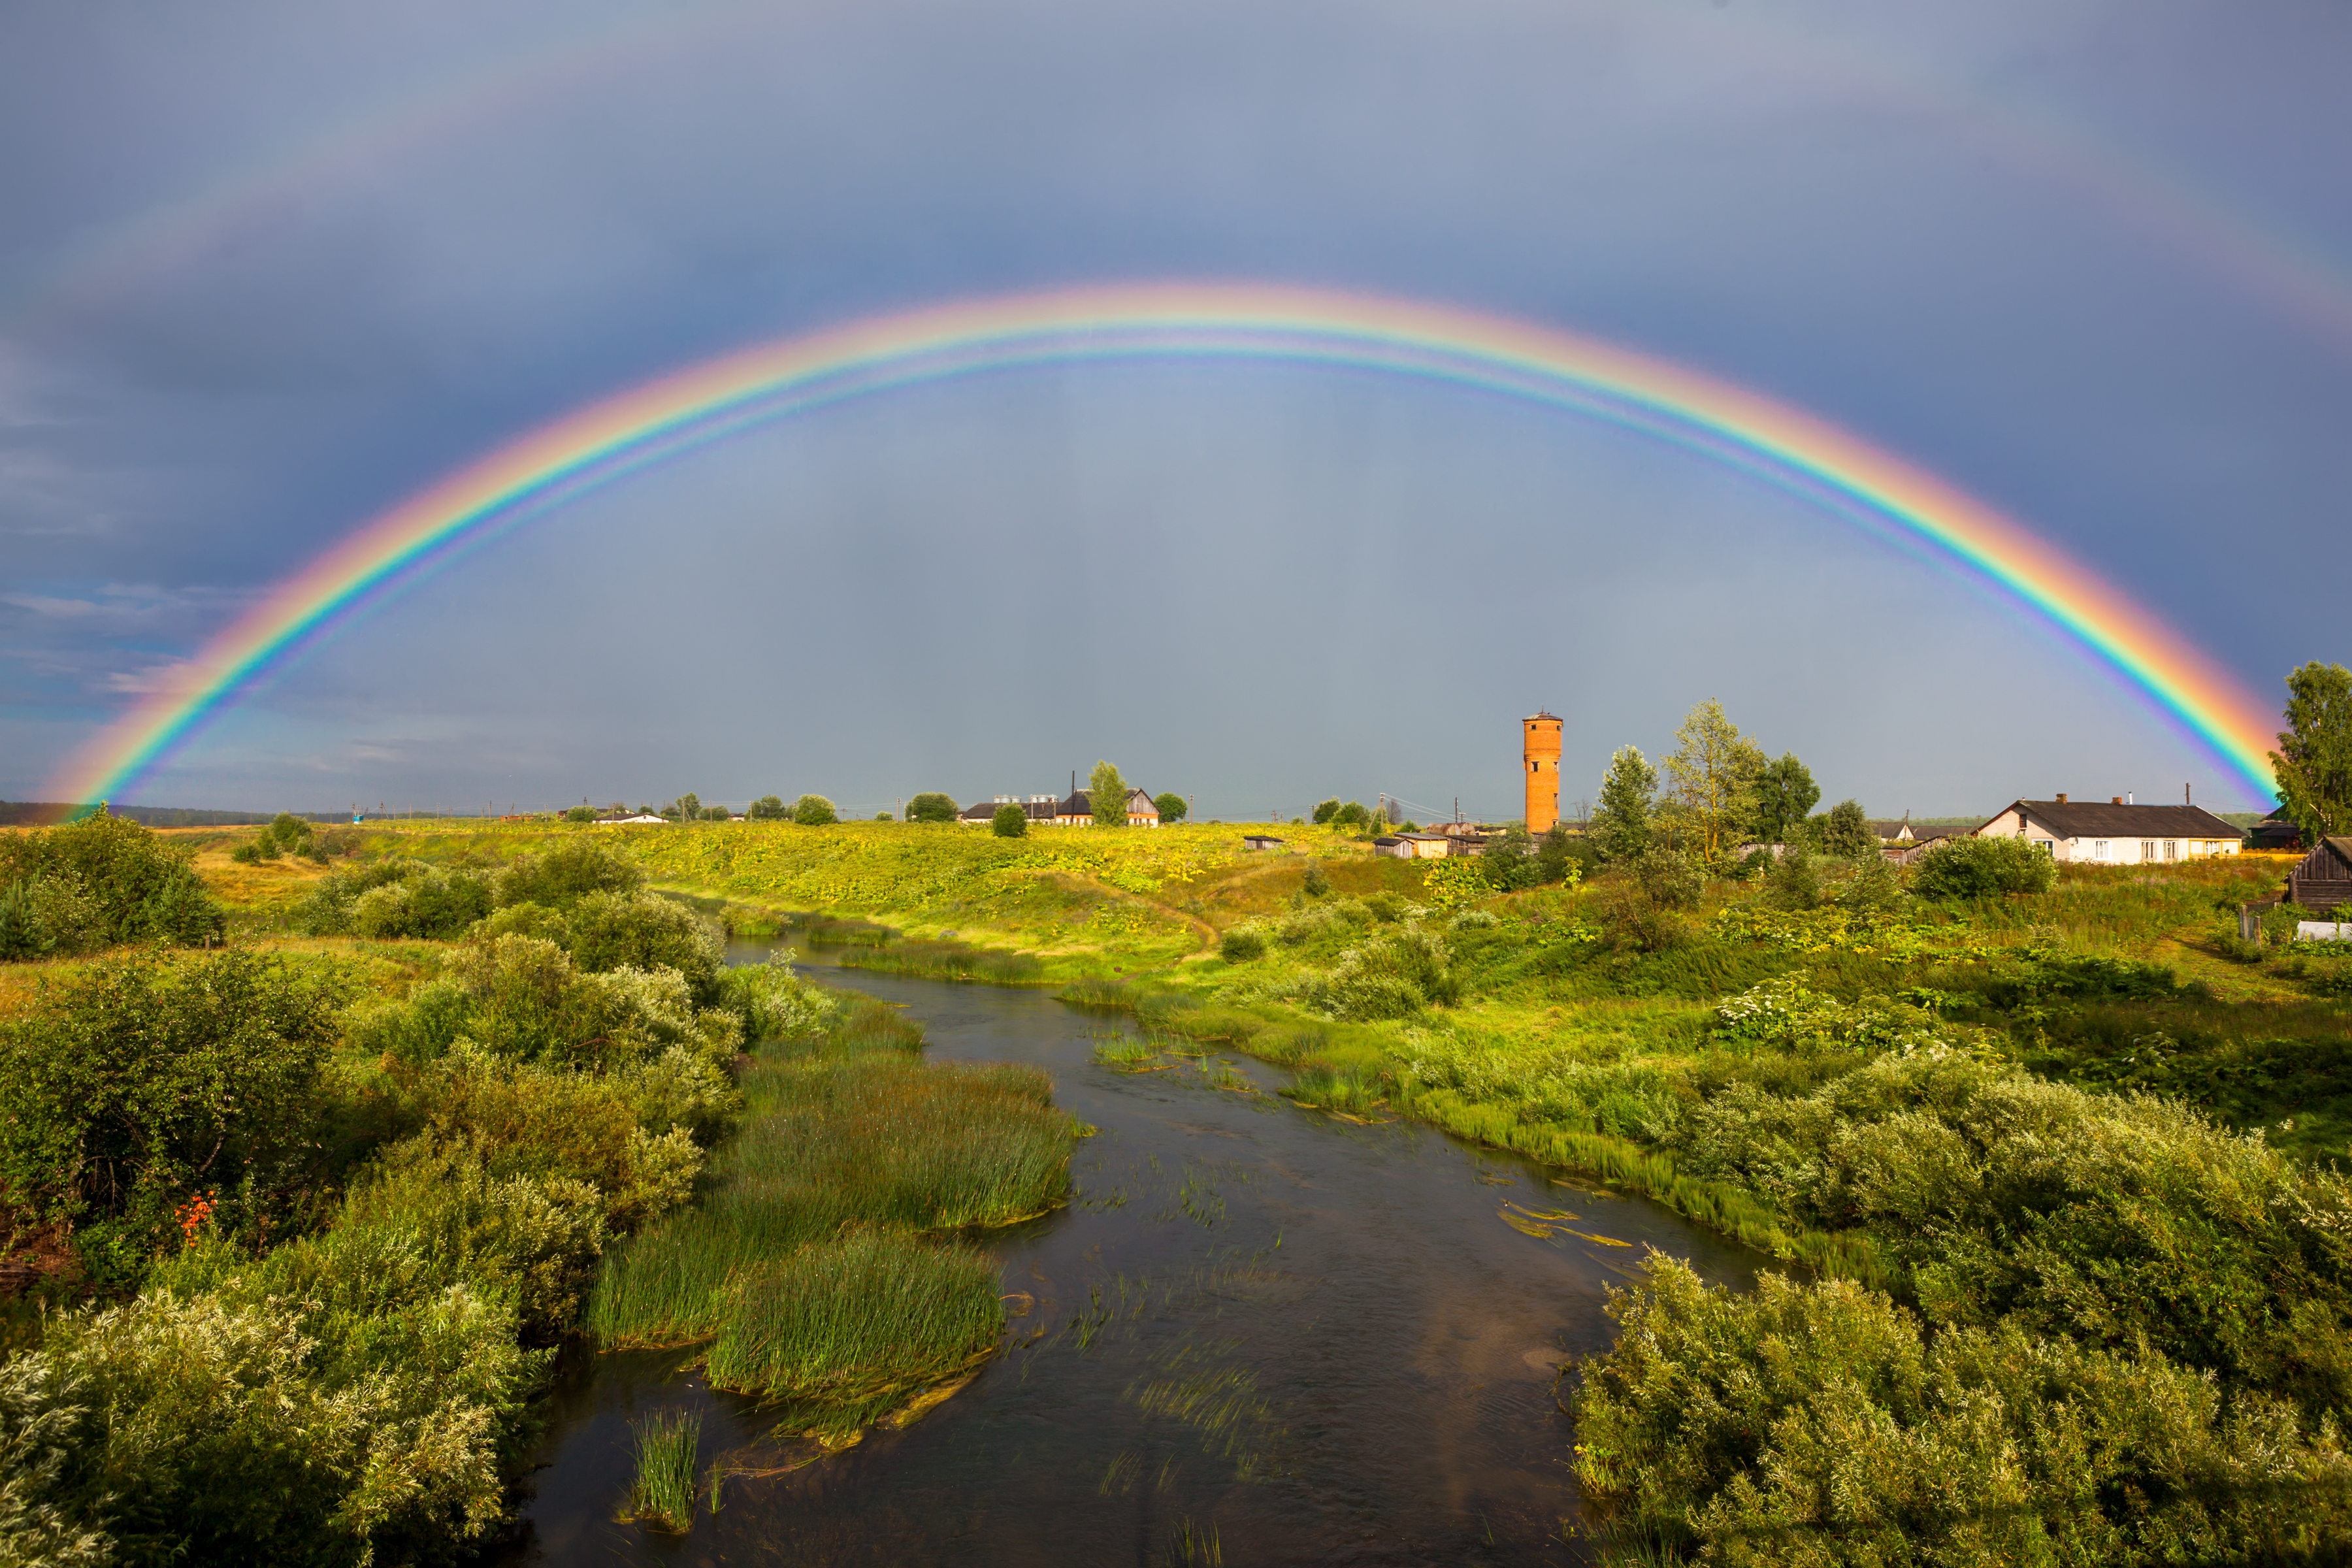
[0,802,352,828]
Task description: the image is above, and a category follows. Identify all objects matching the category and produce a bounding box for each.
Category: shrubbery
[294,857,490,939]
[0,815,223,957]
[0,953,353,1278]
[1576,1258,2352,1565]
[1912,831,2059,898]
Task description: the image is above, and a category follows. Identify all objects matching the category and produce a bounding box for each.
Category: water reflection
[489,939,1759,1566]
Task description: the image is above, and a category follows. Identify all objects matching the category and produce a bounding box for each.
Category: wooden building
[2289,837,2352,913]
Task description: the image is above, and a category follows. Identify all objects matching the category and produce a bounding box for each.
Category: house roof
[1058,790,1090,814]
[2304,837,2352,874]
[2007,799,2243,840]
[1126,788,1158,813]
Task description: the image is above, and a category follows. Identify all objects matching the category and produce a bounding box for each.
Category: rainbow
[46,282,2278,805]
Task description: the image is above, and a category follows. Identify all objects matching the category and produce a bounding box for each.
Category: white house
[1975,795,2242,864]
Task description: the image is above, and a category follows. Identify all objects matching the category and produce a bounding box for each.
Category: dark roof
[1058,790,1090,814]
[2010,800,2244,840]
[2304,837,2352,873]
[960,800,1002,820]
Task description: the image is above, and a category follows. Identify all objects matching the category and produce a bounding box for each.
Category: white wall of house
[1976,807,2238,864]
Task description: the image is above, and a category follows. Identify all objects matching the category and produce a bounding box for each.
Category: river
[488,943,1759,1566]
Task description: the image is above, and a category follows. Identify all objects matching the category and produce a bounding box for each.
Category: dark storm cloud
[1,0,2346,810]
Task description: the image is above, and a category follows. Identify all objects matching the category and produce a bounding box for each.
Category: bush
[1312,799,1341,825]
[1575,1256,2352,1565]
[1482,825,1539,891]
[1218,927,1267,962]
[29,1284,525,1568]
[0,815,224,955]
[1153,792,1187,824]
[0,953,352,1259]
[493,837,644,909]
[563,891,723,998]
[564,805,596,823]
[792,794,838,826]
[347,868,493,939]
[906,792,958,823]
[1820,797,1878,858]
[991,804,1027,838]
[291,857,431,936]
[1762,845,1821,909]
[1912,832,2060,898]
[746,794,788,821]
[1300,860,1331,899]
[711,953,838,1043]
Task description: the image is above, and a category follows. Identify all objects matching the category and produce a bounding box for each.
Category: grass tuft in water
[702,1230,1003,1432]
[1093,1032,1164,1071]
[1168,1516,1223,1566]
[1282,1063,1388,1117]
[841,939,1046,985]
[623,1408,701,1532]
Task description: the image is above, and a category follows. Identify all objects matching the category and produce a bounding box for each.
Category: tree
[1312,799,1342,825]
[2272,661,2352,847]
[1591,747,1658,864]
[992,804,1028,838]
[906,792,958,823]
[1821,799,1878,858]
[747,795,787,821]
[1333,801,1369,828]
[791,794,837,826]
[1483,826,1539,891]
[1154,792,1188,824]
[675,792,701,822]
[1663,699,1768,865]
[564,806,596,824]
[702,805,731,821]
[874,811,892,821]
[1090,761,1129,828]
[1535,825,1587,887]
[1751,753,1820,846]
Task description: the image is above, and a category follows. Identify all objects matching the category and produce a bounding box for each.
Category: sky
[2,0,2347,821]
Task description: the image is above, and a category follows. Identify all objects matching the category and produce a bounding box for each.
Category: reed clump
[623,1408,701,1532]
[840,939,1046,985]
[589,999,1078,1429]
[703,1231,1002,1429]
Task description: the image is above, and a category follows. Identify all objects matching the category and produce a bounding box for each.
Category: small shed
[2251,806,2303,852]
[2289,837,2352,913]
[1241,834,1285,851]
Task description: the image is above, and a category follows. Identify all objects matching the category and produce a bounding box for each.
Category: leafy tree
[747,794,789,821]
[906,792,958,823]
[1821,798,1878,858]
[1912,833,2058,898]
[1763,846,1822,910]
[702,805,731,821]
[874,811,892,821]
[1535,825,1588,887]
[992,804,1028,838]
[1663,699,1768,864]
[1482,826,1539,892]
[0,815,224,954]
[564,806,596,823]
[1591,747,1658,863]
[1089,762,1129,828]
[2272,661,2352,847]
[1154,792,1188,824]
[675,792,701,822]
[1311,799,1341,825]
[791,794,838,826]
[1751,753,1820,846]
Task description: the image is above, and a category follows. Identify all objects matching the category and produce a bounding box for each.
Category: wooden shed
[2289,837,2352,913]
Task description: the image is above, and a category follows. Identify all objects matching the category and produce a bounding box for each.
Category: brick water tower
[1523,710,1562,834]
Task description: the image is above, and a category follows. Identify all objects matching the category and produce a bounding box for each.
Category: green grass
[839,938,1047,985]
[702,1230,1003,1429]
[587,998,1078,1432]
[624,1408,701,1532]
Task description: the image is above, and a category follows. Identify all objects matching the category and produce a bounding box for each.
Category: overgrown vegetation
[0,815,224,958]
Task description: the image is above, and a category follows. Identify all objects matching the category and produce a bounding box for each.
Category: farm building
[1975,796,2242,864]
[1373,832,1457,860]
[1241,833,1285,851]
[1049,785,1161,826]
[2289,838,2352,913]
[958,794,1059,825]
[2251,806,2304,851]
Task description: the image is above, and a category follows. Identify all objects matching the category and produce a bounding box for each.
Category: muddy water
[490,949,1759,1567]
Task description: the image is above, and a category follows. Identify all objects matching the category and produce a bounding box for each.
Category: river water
[490,946,1759,1567]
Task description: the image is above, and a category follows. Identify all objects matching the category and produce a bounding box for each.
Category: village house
[2251,805,2304,852]
[958,794,1059,825]
[1049,783,1161,826]
[1241,833,1286,851]
[1974,794,2243,864]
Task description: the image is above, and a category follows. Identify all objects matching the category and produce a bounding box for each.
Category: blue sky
[3,0,2347,819]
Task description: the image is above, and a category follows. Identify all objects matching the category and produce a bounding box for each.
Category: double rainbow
[45,282,2278,805]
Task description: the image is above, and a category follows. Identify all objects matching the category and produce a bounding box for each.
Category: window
[2034,840,2053,856]
[2095,840,2110,860]
[2164,840,2176,860]
[2142,841,2156,861]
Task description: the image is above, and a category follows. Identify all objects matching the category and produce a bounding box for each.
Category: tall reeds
[589,994,1079,1429]
[624,1408,701,1531]
[840,939,1047,985]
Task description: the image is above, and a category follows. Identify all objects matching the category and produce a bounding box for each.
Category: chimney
[2185,783,2192,805]
[2056,792,2068,804]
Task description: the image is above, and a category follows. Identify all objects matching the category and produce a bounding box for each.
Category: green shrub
[1912,832,2059,898]
[563,891,723,997]
[747,794,788,821]
[792,795,838,826]
[492,836,645,909]
[0,1352,111,1567]
[0,953,351,1258]
[349,867,494,939]
[992,803,1027,838]
[31,1283,525,1568]
[0,815,223,954]
[291,857,427,936]
[1575,1257,2352,1566]
[1300,860,1331,898]
[1218,927,1267,962]
[711,953,838,1043]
